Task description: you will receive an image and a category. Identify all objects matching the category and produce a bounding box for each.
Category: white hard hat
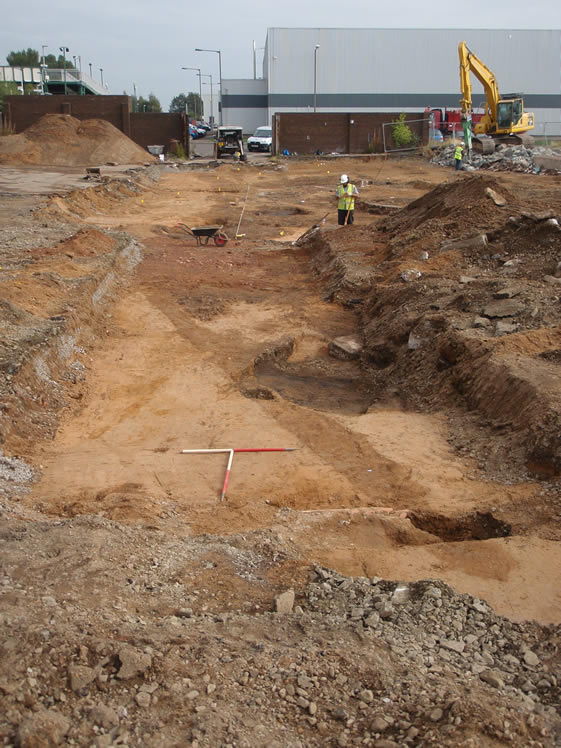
[461,141,465,146]
[340,174,348,183]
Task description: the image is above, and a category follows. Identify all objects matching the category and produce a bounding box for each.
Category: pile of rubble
[1,514,560,747]
[432,143,561,174]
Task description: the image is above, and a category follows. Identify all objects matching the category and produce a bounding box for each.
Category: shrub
[392,113,416,148]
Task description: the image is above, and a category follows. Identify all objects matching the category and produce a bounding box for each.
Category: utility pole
[60,46,69,94]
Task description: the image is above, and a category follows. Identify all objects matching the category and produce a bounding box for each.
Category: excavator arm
[458,41,500,122]
[458,40,534,140]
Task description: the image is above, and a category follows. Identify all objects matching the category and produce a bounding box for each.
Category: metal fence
[382,117,430,153]
[535,121,561,145]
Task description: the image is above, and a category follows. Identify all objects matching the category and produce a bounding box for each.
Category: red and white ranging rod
[179,447,298,501]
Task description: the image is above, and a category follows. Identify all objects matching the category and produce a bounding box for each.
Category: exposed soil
[0,114,155,166]
[1,152,561,747]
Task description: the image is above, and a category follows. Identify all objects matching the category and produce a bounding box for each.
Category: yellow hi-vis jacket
[454,145,463,161]
[337,183,357,211]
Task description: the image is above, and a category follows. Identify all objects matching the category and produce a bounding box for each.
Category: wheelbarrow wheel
[214,231,228,247]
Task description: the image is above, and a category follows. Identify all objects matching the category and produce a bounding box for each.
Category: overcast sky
[1,0,559,113]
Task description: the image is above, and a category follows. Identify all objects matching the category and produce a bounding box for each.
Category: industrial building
[222,28,561,136]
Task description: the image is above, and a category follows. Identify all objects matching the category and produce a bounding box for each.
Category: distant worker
[454,142,464,171]
[336,174,359,225]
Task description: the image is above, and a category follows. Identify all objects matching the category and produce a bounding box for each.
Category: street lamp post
[181,67,202,120]
[100,68,104,87]
[89,62,93,77]
[195,48,222,126]
[200,74,213,126]
[313,44,320,113]
[41,46,48,95]
[60,46,69,94]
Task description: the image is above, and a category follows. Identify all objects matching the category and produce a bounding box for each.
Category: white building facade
[222,28,561,136]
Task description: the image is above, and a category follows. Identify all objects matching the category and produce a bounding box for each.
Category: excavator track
[473,133,534,155]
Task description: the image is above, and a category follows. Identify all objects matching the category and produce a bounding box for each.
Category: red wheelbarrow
[176,223,229,247]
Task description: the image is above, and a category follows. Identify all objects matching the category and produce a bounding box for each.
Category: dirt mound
[382,174,517,247]
[0,114,155,167]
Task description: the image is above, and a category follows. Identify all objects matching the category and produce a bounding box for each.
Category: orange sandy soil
[18,156,561,624]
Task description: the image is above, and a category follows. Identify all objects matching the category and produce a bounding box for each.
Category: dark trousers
[455,159,462,170]
[338,208,354,225]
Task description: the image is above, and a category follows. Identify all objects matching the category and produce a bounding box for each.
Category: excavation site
[1,124,561,747]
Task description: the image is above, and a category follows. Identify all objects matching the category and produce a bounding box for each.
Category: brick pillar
[121,101,131,136]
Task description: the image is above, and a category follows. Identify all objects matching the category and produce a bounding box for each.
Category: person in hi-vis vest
[336,174,359,225]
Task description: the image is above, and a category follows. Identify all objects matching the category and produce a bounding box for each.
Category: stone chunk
[485,187,506,207]
[68,664,96,692]
[328,335,363,361]
[18,709,70,747]
[523,650,540,667]
[480,669,505,689]
[391,585,410,605]
[274,589,295,614]
[473,316,492,329]
[439,639,465,654]
[483,299,524,318]
[495,320,520,335]
[493,287,520,299]
[440,234,488,252]
[90,704,119,730]
[116,646,153,680]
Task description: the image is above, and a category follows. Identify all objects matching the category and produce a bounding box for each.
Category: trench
[16,166,561,624]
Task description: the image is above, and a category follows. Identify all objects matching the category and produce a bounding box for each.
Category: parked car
[189,124,206,139]
[429,128,444,144]
[247,126,272,152]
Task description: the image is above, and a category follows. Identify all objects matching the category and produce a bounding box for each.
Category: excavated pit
[408,510,512,542]
[240,338,372,414]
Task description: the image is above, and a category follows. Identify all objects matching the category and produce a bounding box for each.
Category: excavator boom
[458,41,534,141]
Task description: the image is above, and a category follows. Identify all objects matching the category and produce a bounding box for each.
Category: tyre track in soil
[26,162,561,623]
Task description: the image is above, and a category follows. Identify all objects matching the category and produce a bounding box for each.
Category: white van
[247,126,272,153]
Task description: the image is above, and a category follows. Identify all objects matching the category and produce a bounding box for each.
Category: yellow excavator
[458,41,534,153]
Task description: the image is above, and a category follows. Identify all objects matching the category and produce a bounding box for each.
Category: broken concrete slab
[495,320,520,336]
[493,287,521,299]
[328,335,363,360]
[483,299,525,318]
[485,187,506,207]
[440,234,488,253]
[274,589,295,614]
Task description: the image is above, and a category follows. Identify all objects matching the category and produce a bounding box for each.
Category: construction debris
[432,142,561,173]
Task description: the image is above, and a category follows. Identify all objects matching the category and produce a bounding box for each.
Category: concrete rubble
[432,143,561,173]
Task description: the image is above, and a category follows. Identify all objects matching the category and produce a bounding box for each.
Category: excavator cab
[497,97,524,130]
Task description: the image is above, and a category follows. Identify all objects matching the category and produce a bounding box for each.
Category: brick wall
[4,96,189,155]
[130,112,188,154]
[273,113,428,155]
[5,95,130,133]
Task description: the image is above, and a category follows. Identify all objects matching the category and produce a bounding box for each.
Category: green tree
[392,113,415,148]
[137,93,162,113]
[7,48,39,66]
[169,93,189,114]
[0,81,19,113]
[186,92,203,120]
[45,54,73,69]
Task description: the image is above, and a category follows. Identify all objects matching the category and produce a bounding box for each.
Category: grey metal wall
[222,78,267,134]
[260,28,561,132]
